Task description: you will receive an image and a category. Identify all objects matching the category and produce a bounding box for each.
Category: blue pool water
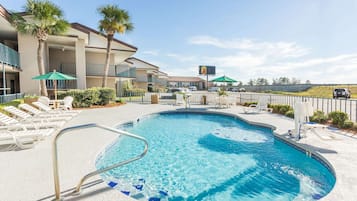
[96,113,335,201]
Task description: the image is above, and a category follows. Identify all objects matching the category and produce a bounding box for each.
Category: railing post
[350,100,352,121]
[355,100,357,122]
[52,124,148,200]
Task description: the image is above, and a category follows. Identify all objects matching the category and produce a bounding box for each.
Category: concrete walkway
[0,103,356,201]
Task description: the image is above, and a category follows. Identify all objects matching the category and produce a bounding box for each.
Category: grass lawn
[273,85,357,98]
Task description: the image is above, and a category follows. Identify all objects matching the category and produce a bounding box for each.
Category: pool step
[106,178,168,201]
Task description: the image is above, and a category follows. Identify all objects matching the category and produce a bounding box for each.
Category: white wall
[18,33,41,95]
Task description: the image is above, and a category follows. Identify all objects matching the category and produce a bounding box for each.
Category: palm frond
[11,0,69,39]
[97,4,134,35]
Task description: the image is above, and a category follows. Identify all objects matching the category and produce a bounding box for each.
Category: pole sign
[199,65,216,75]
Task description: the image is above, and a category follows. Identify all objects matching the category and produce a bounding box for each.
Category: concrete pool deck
[0,103,356,201]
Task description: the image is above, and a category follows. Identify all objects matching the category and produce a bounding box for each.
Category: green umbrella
[32,70,76,101]
[211,75,237,83]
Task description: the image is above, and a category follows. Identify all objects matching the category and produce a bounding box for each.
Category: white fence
[127,92,357,122]
[238,93,357,122]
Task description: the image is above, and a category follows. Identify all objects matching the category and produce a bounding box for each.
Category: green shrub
[270,104,292,115]
[310,110,328,124]
[58,87,116,107]
[243,102,257,107]
[58,88,100,108]
[342,120,354,129]
[115,97,125,103]
[218,90,227,96]
[0,99,23,114]
[270,104,281,113]
[0,99,23,109]
[95,87,115,105]
[328,111,349,128]
[353,123,357,131]
[279,105,292,114]
[285,110,294,118]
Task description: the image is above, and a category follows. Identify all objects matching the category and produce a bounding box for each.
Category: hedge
[58,87,115,108]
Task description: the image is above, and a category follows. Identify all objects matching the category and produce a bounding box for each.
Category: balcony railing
[0,43,20,68]
[116,66,136,78]
[46,79,77,90]
[0,93,24,103]
[135,76,158,83]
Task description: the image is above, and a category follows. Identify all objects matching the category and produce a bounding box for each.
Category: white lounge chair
[0,112,55,135]
[0,112,55,149]
[3,106,66,128]
[244,97,272,113]
[38,96,51,106]
[32,101,79,116]
[291,102,326,139]
[175,94,185,105]
[58,96,74,110]
[0,132,36,151]
[19,103,72,121]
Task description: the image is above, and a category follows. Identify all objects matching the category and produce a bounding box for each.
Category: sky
[1,0,357,84]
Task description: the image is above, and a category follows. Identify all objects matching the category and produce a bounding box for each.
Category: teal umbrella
[211,75,237,83]
[32,70,76,100]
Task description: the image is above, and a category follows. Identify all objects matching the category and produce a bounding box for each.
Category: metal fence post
[350,100,352,120]
[355,100,357,122]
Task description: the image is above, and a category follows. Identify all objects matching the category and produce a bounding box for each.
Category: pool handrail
[51,123,149,201]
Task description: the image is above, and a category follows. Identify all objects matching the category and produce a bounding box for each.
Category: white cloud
[188,35,310,58]
[142,50,159,56]
[153,36,357,84]
[166,53,197,62]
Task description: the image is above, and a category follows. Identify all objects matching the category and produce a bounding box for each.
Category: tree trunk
[37,40,48,96]
[102,34,113,88]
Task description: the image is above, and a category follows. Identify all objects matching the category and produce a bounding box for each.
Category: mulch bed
[74,102,125,110]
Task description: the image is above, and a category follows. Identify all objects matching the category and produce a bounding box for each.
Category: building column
[18,33,40,95]
[75,39,86,89]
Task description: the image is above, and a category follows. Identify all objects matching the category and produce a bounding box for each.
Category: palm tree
[11,0,69,96]
[98,5,133,88]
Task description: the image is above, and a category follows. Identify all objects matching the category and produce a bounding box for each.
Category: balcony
[0,43,20,68]
[116,66,136,78]
[85,63,136,78]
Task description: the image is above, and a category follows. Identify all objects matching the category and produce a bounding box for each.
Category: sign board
[199,65,216,75]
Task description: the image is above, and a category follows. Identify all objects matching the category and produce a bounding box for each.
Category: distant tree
[305,80,311,84]
[248,79,255,86]
[237,81,243,86]
[291,77,301,84]
[279,77,290,85]
[98,5,133,87]
[11,0,69,96]
[272,78,279,85]
[256,77,269,85]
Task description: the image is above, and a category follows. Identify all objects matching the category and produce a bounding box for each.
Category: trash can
[151,94,159,104]
[201,95,207,105]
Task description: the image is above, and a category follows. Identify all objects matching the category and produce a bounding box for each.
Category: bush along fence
[267,103,357,131]
[57,87,116,108]
[237,92,357,123]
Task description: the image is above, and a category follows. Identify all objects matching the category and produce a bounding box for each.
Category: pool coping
[1,103,356,201]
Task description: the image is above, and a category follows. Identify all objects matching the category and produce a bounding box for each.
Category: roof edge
[71,22,138,51]
[0,4,12,21]
[129,57,160,69]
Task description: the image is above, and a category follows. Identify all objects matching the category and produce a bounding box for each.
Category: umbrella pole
[54,80,57,101]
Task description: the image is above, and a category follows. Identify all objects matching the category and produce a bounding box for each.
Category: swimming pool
[96,112,335,201]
